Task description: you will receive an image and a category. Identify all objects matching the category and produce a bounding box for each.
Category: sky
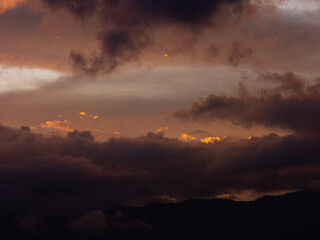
[0,0,319,215]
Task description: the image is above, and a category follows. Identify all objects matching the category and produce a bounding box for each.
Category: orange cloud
[113,131,121,135]
[76,111,100,120]
[156,126,169,133]
[180,132,225,143]
[0,0,25,14]
[180,133,197,141]
[40,119,73,132]
[200,136,224,144]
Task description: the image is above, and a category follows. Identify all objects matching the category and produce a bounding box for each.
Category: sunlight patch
[0,65,64,94]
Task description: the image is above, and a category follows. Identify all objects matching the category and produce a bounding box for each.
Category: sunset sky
[0,0,320,214]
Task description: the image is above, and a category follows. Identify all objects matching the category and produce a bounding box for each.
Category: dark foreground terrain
[1,191,319,240]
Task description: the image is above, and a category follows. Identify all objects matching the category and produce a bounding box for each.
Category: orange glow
[181,133,225,143]
[113,131,121,135]
[180,133,197,141]
[163,53,168,57]
[200,136,225,144]
[40,119,73,132]
[76,111,100,119]
[160,195,177,202]
[0,0,25,14]
[156,126,169,133]
[248,136,253,139]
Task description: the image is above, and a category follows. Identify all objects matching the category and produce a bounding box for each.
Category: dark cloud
[41,0,250,75]
[227,42,253,66]
[42,0,248,25]
[0,124,319,215]
[174,72,320,132]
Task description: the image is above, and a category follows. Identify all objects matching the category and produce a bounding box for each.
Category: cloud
[75,111,100,120]
[180,133,197,141]
[3,0,320,74]
[40,0,250,75]
[200,136,224,143]
[227,42,253,67]
[2,0,320,75]
[156,126,169,133]
[40,119,74,132]
[174,72,320,132]
[0,124,319,215]
[180,132,225,143]
[0,0,25,14]
[69,211,107,233]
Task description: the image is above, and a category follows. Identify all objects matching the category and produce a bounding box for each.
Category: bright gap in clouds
[260,0,320,12]
[279,0,319,11]
[250,0,319,12]
[0,65,65,94]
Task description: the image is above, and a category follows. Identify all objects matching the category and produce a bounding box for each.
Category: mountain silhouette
[0,191,319,240]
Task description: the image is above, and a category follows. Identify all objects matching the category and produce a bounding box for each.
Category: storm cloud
[40,0,250,75]
[0,124,319,215]
[174,72,320,132]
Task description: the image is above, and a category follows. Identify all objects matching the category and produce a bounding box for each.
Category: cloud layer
[40,0,250,75]
[0,124,319,215]
[174,72,320,132]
